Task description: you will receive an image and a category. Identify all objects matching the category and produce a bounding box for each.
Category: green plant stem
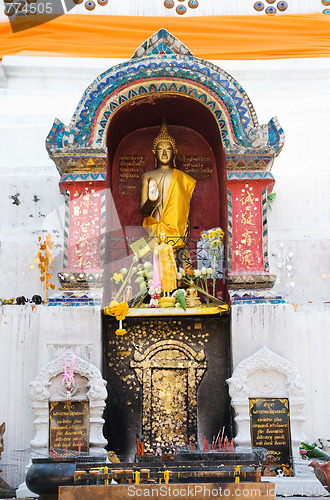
[181,278,226,307]
[113,260,136,302]
[196,277,206,293]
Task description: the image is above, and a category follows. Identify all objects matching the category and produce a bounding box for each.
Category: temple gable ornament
[46,29,284,293]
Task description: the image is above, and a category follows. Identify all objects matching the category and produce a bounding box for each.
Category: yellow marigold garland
[104,300,129,335]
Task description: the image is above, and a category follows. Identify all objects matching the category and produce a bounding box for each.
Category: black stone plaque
[49,401,89,452]
[250,398,293,470]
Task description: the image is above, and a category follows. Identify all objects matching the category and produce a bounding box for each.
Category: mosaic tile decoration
[261,188,270,272]
[81,64,254,143]
[48,299,102,306]
[48,291,102,306]
[63,190,70,269]
[231,296,286,305]
[46,30,284,171]
[57,271,103,289]
[46,29,284,181]
[89,79,238,149]
[227,172,275,181]
[131,28,193,58]
[49,147,107,176]
[47,64,254,152]
[227,189,233,273]
[100,190,106,267]
[60,173,106,182]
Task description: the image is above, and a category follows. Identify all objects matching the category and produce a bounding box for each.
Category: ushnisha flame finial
[152,118,177,157]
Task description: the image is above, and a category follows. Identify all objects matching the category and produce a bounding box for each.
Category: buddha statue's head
[158,230,167,244]
[152,119,177,168]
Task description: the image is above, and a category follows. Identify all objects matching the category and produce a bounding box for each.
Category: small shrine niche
[107,96,226,237]
[103,93,228,303]
[29,352,108,456]
[46,30,284,297]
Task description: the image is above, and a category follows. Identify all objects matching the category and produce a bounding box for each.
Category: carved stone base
[16,479,39,498]
[103,314,231,459]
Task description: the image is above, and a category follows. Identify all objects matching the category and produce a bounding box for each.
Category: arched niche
[106,93,227,235]
[103,92,228,302]
[226,347,306,461]
[130,340,207,448]
[46,29,284,293]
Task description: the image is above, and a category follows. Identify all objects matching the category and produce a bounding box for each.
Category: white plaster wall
[0,305,40,486]
[0,57,124,299]
[0,305,102,485]
[231,304,330,442]
[219,58,330,307]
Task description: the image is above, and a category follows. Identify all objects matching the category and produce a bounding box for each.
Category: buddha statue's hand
[148,179,159,202]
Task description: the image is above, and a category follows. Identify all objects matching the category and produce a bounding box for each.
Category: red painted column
[227,173,275,283]
[59,179,106,286]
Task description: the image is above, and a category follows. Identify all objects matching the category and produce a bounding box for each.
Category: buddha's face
[155,140,173,167]
[159,231,167,243]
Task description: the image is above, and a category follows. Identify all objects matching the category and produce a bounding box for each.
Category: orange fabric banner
[1,13,330,60]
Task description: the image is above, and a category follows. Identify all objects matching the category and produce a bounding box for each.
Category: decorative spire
[152,119,177,157]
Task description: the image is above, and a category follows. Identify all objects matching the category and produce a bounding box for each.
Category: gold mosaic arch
[130,340,207,448]
[90,80,236,148]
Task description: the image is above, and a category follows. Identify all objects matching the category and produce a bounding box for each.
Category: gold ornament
[151,119,177,158]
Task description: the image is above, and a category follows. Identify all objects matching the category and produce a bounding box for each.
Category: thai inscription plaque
[49,401,89,452]
[119,155,145,196]
[176,155,213,179]
[250,398,293,470]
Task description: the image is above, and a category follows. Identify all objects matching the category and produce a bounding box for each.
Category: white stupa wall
[0,0,324,19]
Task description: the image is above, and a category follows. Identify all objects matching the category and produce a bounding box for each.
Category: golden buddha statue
[140,120,196,248]
[185,280,202,308]
[155,231,177,308]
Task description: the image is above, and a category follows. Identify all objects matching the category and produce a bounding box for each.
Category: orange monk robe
[158,243,177,294]
[143,169,196,247]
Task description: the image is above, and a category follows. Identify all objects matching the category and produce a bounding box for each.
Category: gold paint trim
[228,274,276,289]
[93,82,235,148]
[124,305,228,317]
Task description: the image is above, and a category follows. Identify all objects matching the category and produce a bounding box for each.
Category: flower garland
[104,300,129,335]
[62,349,76,407]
